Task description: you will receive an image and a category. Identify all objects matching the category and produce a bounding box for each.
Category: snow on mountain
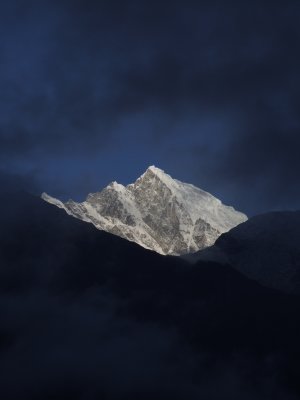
[41,166,247,255]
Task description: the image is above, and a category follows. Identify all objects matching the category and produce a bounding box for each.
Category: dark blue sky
[0,0,299,216]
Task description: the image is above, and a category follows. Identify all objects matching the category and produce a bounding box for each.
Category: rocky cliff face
[42,166,247,255]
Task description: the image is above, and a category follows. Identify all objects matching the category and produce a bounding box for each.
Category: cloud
[0,0,299,213]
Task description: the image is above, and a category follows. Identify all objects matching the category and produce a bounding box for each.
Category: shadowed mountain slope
[192,211,300,294]
[0,191,300,399]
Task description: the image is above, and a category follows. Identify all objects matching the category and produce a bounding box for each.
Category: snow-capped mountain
[42,166,247,255]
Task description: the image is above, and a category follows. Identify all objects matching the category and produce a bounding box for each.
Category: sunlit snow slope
[42,166,247,255]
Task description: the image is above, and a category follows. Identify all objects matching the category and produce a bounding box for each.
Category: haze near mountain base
[42,166,247,255]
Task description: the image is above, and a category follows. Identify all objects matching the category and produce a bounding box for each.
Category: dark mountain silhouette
[216,211,300,294]
[191,211,300,294]
[0,189,300,399]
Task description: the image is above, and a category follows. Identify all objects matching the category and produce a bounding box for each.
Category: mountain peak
[142,165,167,180]
[42,168,247,255]
[147,165,163,174]
[139,165,179,191]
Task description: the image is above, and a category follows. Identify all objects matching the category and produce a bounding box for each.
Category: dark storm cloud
[0,0,299,213]
[211,114,300,213]
[0,169,40,195]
